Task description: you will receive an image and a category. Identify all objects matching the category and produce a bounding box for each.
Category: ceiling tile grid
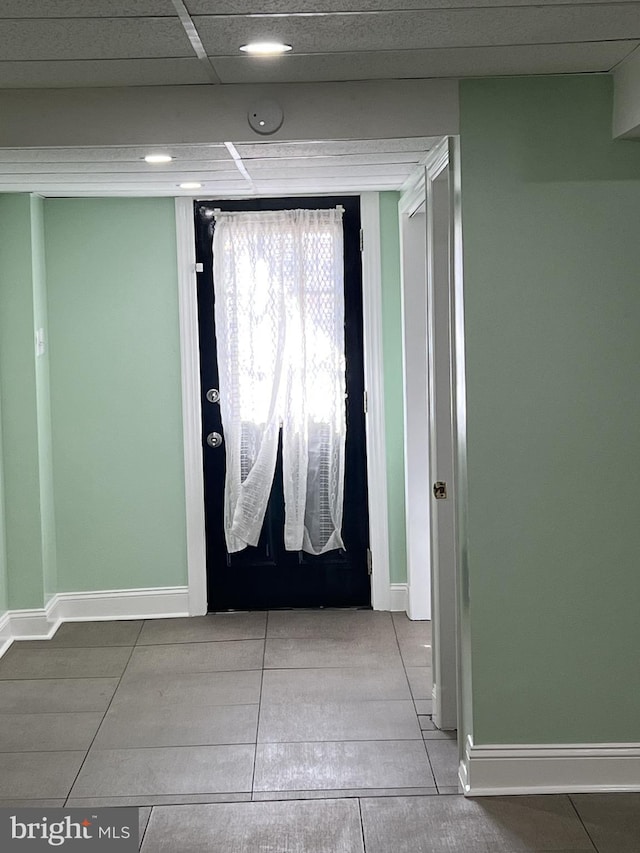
[0,2,638,194]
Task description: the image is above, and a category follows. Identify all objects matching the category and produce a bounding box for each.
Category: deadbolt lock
[433,481,447,500]
[206,432,223,448]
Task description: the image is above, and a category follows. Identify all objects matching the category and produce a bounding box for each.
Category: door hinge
[359,228,364,252]
[433,481,447,500]
[363,390,368,414]
[367,548,373,576]
[194,262,203,273]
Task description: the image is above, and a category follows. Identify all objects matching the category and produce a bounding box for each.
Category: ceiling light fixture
[239,42,292,55]
[179,182,202,189]
[144,154,173,164]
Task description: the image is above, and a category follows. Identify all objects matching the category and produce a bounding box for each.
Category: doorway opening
[194,196,370,612]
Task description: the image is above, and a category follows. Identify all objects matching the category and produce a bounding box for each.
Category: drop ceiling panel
[0,145,231,164]
[0,1,176,15]
[215,40,638,84]
[246,162,413,179]
[0,161,242,176]
[234,138,438,158]
[0,59,210,89]
[0,18,193,62]
[196,6,640,54]
[0,172,246,185]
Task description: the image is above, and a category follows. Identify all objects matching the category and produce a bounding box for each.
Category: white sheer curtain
[212,208,346,556]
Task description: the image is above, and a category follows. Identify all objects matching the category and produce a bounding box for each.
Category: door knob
[207,432,223,448]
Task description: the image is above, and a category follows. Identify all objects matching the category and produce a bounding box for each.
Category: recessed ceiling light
[144,154,173,164]
[239,42,292,55]
[179,182,202,189]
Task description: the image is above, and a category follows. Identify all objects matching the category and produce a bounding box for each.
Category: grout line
[250,612,268,800]
[390,615,442,793]
[567,794,601,853]
[357,797,367,853]
[139,806,152,851]
[62,643,139,807]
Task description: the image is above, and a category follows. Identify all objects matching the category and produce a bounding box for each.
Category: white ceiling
[0,0,638,195]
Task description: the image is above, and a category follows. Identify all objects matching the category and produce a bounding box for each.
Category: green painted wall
[460,75,640,744]
[0,394,7,616]
[0,194,47,610]
[44,198,187,593]
[379,193,408,585]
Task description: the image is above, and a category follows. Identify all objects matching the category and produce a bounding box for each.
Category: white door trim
[175,193,391,613]
[399,170,431,620]
[175,197,208,616]
[360,193,391,610]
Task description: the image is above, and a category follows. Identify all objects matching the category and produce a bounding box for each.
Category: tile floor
[0,610,638,851]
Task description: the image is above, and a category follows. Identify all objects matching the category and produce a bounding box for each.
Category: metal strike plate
[206,388,220,404]
[207,431,223,448]
[433,481,447,500]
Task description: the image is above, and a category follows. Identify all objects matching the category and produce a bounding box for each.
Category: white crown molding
[461,735,640,796]
[0,586,189,658]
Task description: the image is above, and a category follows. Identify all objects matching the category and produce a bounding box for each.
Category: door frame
[399,171,431,621]
[398,136,468,734]
[174,193,391,615]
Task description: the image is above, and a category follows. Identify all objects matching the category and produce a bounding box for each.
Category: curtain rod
[212,205,344,215]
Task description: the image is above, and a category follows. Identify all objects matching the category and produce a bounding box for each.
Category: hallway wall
[459,75,640,745]
[44,198,188,594]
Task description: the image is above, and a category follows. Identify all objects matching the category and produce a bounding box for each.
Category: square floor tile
[26,620,143,648]
[93,703,258,748]
[0,647,132,680]
[0,752,85,799]
[264,638,402,669]
[261,667,411,703]
[0,712,103,752]
[258,700,421,743]
[571,793,640,852]
[112,670,262,708]
[424,738,460,788]
[70,745,256,798]
[406,667,433,700]
[267,610,394,641]
[392,613,432,642]
[360,794,596,852]
[124,640,264,676]
[0,678,119,713]
[254,740,435,792]
[393,614,433,668]
[137,613,266,645]
[141,798,365,852]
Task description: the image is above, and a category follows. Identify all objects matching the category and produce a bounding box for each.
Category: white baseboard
[460,735,640,796]
[49,586,190,623]
[388,583,408,612]
[0,586,189,658]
